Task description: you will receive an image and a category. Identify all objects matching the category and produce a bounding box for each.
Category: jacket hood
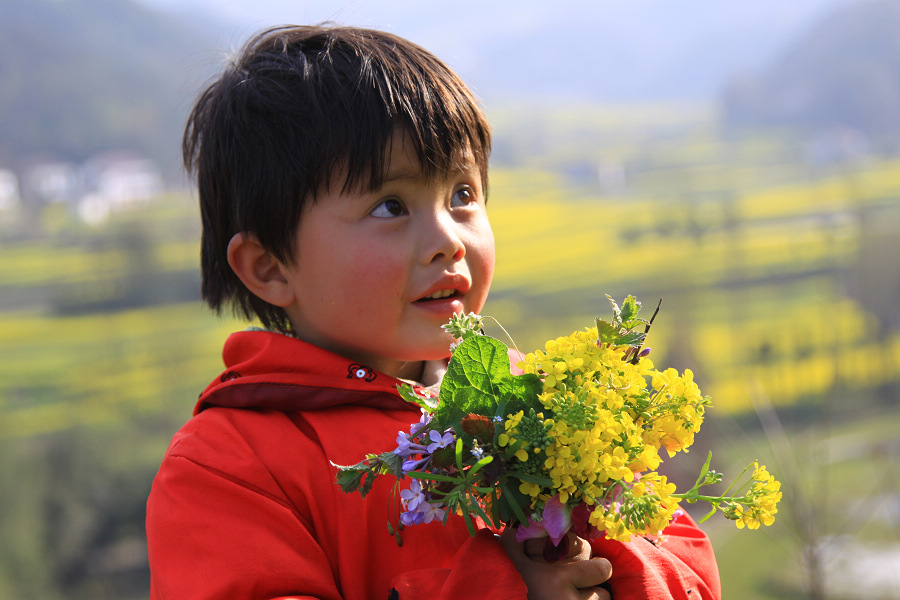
[195,329,423,415]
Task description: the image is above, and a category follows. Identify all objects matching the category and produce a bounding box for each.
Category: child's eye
[450,187,476,207]
[370,198,407,218]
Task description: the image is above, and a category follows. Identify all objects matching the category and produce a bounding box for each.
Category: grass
[0,303,243,439]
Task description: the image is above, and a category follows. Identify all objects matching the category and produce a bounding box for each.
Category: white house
[0,169,20,212]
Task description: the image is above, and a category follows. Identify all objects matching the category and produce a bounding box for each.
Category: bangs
[308,28,491,195]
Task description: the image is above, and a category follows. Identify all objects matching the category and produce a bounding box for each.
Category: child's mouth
[416,289,459,302]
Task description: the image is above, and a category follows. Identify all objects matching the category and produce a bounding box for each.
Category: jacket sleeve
[146,453,344,600]
[588,512,721,600]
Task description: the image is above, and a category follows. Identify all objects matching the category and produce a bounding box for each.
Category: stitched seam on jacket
[165,453,309,525]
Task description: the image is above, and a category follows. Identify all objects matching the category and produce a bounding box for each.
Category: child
[146,24,721,600]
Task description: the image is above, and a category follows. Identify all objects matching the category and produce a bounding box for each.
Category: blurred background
[1,0,899,598]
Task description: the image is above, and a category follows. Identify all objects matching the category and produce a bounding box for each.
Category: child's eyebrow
[382,168,420,183]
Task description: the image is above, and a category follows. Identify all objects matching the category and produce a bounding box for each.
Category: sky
[137,0,852,102]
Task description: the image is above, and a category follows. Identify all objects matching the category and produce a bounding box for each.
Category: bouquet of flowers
[335,296,781,551]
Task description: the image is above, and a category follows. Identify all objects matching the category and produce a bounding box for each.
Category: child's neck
[384,359,424,383]
[393,359,447,388]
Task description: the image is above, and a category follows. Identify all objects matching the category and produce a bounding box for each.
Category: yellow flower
[519,481,541,497]
[505,410,524,430]
[509,322,716,539]
[732,462,782,529]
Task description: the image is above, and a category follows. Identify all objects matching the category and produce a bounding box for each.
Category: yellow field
[1,157,899,438]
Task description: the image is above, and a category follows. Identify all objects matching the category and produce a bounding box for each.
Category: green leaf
[438,337,507,420]
[397,383,438,410]
[468,498,495,529]
[455,438,465,472]
[606,294,622,327]
[596,318,620,344]
[614,330,646,347]
[499,480,531,526]
[496,372,543,416]
[406,471,461,483]
[698,506,718,524]
[468,455,494,477]
[332,450,405,497]
[620,294,643,329]
[334,466,369,494]
[377,451,406,479]
[436,336,542,435]
[461,502,477,536]
[491,489,502,527]
[509,470,553,486]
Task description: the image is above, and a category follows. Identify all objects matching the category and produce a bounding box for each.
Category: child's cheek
[473,227,496,283]
[344,242,403,289]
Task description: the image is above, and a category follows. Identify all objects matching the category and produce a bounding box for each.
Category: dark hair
[184,25,491,331]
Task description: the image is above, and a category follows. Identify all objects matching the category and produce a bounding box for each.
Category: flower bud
[461,413,495,441]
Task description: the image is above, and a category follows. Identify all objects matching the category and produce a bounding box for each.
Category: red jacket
[146,330,721,599]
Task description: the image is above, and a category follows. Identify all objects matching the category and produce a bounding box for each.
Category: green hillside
[0,0,219,177]
[723,0,900,145]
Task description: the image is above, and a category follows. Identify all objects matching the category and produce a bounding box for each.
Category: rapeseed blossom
[335,296,782,547]
[503,323,708,541]
[732,462,782,529]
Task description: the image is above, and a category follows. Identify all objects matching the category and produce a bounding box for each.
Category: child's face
[279,133,495,380]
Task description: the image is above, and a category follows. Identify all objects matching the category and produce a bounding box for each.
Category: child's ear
[226,233,295,308]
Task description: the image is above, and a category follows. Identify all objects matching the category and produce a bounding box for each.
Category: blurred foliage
[2,106,900,599]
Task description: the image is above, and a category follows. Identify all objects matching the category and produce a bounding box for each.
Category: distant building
[10,152,165,225]
[23,162,81,205]
[78,153,165,225]
[0,169,20,212]
[82,153,165,208]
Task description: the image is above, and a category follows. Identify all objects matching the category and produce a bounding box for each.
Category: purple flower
[402,457,431,473]
[400,499,446,526]
[427,429,454,453]
[515,495,573,546]
[418,502,446,524]
[393,431,428,457]
[400,508,425,526]
[398,480,446,526]
[410,410,432,438]
[399,479,426,511]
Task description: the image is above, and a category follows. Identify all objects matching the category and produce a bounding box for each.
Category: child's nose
[422,213,466,264]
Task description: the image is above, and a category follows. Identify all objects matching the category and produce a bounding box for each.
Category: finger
[559,557,613,589]
[523,537,546,561]
[578,586,612,600]
[524,533,591,562]
[569,534,592,561]
[499,528,528,563]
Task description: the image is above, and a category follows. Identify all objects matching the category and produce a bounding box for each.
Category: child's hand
[500,529,612,600]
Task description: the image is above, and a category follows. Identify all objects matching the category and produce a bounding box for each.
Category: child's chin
[410,343,454,362]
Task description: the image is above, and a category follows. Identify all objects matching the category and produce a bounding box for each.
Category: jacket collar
[195,329,427,415]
